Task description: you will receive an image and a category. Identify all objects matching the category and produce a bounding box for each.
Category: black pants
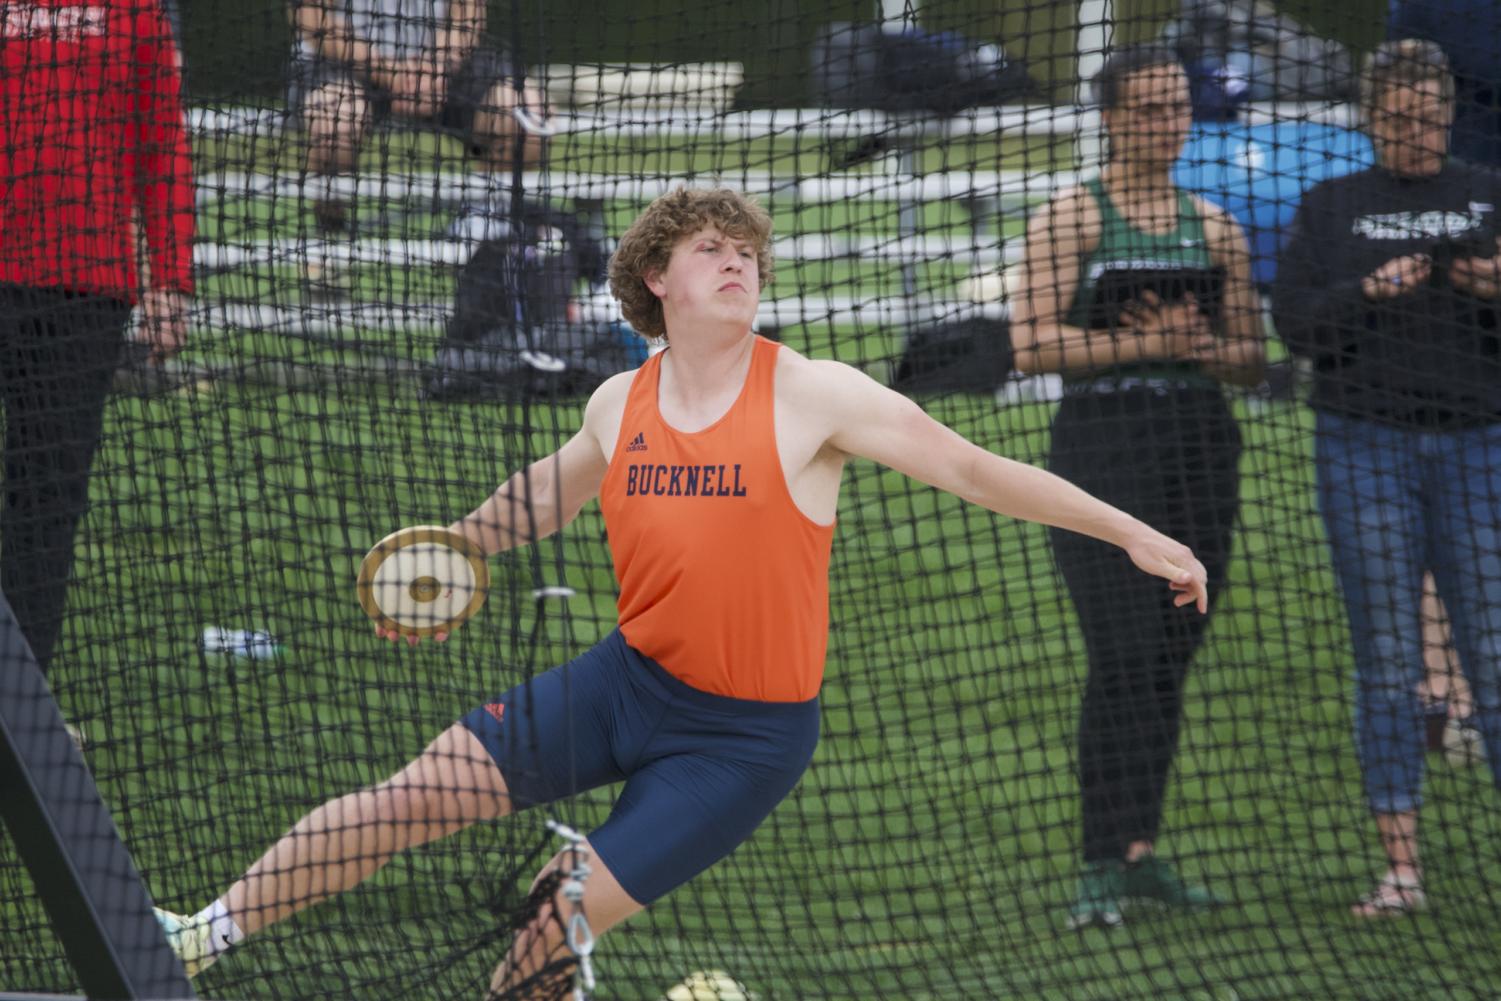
[0,285,131,674]
[1047,386,1242,863]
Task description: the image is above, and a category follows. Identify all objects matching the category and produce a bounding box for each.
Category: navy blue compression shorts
[459,629,820,904]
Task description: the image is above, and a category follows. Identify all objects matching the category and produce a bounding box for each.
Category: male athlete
[157,187,1209,998]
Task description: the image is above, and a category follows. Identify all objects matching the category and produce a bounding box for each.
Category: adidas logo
[625,432,648,453]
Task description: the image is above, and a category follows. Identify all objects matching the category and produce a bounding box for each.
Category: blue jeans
[1316,411,1501,814]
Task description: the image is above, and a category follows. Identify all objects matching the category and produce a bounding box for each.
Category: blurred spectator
[1389,0,1501,166]
[0,0,194,672]
[1010,44,1264,930]
[161,0,182,50]
[1159,0,1357,105]
[1273,39,1501,917]
[289,0,550,234]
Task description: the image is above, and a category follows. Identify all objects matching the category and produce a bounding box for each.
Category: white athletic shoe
[1443,716,1488,768]
[153,907,222,977]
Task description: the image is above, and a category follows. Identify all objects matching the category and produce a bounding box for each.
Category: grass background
[4,109,1501,1001]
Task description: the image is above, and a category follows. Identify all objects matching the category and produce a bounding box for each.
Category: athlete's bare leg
[226,723,511,934]
[487,842,643,1000]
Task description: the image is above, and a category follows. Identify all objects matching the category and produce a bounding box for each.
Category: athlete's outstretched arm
[449,377,621,555]
[448,431,606,555]
[817,362,1210,611]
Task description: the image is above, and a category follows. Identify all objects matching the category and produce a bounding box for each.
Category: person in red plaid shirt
[0,0,195,673]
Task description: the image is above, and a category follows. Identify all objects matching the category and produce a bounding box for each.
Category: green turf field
[3,127,1500,1000]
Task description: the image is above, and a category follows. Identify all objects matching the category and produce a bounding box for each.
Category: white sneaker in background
[1443,716,1487,768]
[153,907,223,977]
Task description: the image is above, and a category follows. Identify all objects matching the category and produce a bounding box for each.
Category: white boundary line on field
[192,295,1059,402]
[188,105,1092,141]
[197,292,1006,335]
[194,234,1025,272]
[195,167,1082,208]
[187,101,1355,142]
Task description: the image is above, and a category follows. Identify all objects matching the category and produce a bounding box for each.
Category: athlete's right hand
[1121,526,1210,614]
[374,625,450,647]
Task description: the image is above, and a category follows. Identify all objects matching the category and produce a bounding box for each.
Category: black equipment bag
[892,317,1013,393]
[811,22,1032,115]
[424,201,635,401]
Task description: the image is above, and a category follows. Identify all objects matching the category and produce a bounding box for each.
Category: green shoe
[1067,861,1125,930]
[1121,856,1222,910]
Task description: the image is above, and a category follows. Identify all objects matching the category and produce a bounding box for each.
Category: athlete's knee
[490,846,642,998]
[356,781,434,832]
[353,729,510,850]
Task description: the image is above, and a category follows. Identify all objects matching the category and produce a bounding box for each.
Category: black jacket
[1273,160,1501,428]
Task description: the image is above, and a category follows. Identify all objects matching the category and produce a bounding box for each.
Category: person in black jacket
[1274,38,1501,917]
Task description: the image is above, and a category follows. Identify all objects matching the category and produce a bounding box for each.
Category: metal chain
[545,819,596,1001]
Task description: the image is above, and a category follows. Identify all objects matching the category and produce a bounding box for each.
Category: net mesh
[3,1,1501,999]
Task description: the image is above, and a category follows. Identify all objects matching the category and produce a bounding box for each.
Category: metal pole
[0,594,195,999]
[880,0,914,21]
[1075,0,1114,171]
[879,1,922,301]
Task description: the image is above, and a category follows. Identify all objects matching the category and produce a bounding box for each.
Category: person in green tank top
[1012,46,1264,387]
[1010,44,1265,930]
[1058,177,1220,387]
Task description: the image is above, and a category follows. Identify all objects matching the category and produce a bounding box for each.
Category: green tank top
[1063,177,1217,387]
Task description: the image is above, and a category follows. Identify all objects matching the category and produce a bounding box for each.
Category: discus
[356,526,489,637]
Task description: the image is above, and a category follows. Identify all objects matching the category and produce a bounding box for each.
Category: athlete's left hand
[375,624,450,647]
[1123,528,1209,613]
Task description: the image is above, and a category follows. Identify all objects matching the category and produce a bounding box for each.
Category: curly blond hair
[607,187,775,341]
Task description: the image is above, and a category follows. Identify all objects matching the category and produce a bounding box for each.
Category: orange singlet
[598,335,835,702]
